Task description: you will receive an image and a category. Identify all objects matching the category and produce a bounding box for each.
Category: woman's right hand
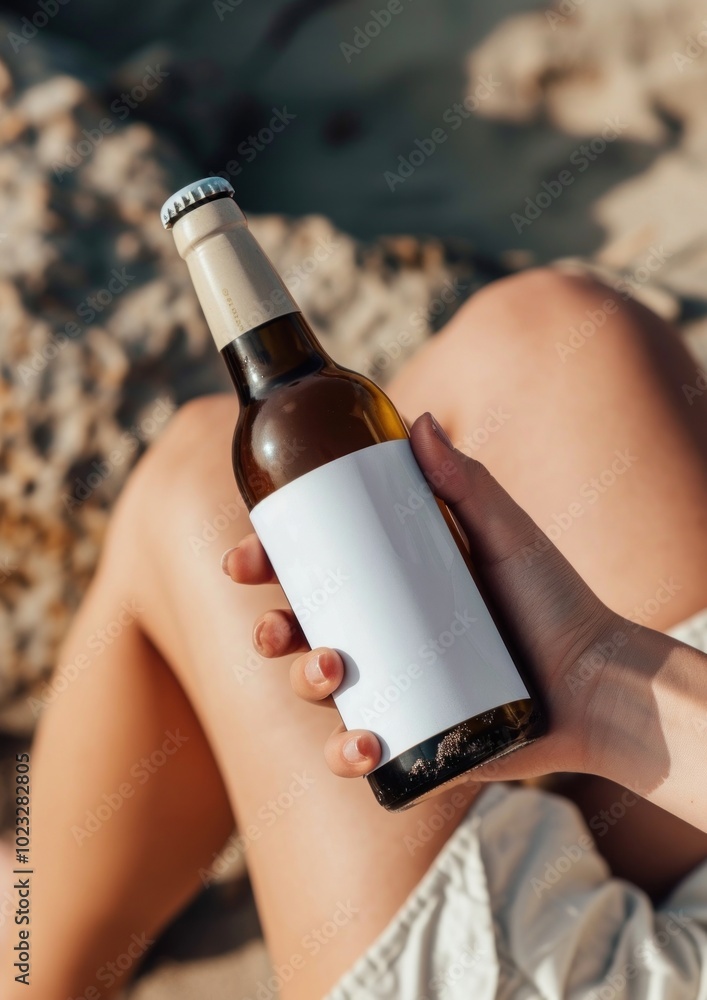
[224,412,628,778]
[223,413,707,832]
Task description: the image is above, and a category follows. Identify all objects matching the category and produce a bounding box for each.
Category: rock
[0,22,496,732]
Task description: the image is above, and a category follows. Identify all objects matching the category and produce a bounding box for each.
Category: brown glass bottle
[162,178,545,811]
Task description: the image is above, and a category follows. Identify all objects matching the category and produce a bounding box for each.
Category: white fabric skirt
[326,608,707,1000]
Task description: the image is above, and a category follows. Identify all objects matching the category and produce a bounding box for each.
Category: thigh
[115,270,707,991]
[388,268,707,628]
[111,396,479,1000]
[387,268,707,893]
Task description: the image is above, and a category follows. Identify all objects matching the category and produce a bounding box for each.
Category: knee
[477,265,595,316]
[454,267,616,345]
[103,394,243,571]
[442,265,665,375]
[128,394,236,504]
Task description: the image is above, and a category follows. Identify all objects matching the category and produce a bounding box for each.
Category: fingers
[410,412,616,686]
[409,412,543,569]
[253,609,308,657]
[324,724,381,777]
[222,534,277,585]
[269,641,383,776]
[290,647,344,703]
[294,652,381,774]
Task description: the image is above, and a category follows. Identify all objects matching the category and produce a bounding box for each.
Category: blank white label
[249,439,529,766]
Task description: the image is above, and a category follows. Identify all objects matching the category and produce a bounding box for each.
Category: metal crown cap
[160,176,235,229]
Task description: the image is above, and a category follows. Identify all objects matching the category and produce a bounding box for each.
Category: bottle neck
[221,313,333,404]
[170,192,335,402]
[173,195,303,354]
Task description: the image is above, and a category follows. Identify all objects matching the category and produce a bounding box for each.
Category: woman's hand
[223,411,634,784]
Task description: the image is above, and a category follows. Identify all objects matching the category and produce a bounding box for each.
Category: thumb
[410,412,550,570]
[409,412,612,680]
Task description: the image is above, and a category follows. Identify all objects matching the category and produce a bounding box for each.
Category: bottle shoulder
[233,367,407,507]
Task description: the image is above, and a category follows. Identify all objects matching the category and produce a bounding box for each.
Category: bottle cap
[160,176,235,230]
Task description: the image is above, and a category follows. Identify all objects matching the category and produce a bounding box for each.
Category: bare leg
[1,397,479,1000]
[392,268,707,629]
[5,268,707,997]
[0,577,236,997]
[389,268,707,898]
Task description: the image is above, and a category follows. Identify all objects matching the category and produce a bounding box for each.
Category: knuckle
[446,450,494,506]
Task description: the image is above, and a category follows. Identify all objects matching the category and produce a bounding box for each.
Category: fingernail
[304,653,327,685]
[429,413,453,449]
[343,736,366,763]
[221,548,235,575]
[253,619,267,653]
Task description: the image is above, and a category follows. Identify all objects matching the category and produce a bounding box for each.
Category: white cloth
[326,608,707,1000]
